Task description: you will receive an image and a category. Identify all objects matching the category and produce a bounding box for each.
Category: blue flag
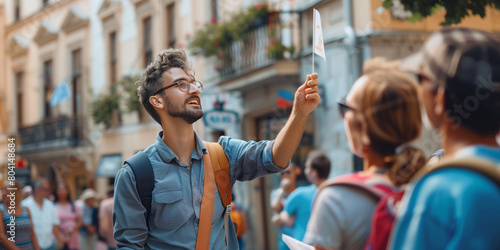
[50,81,71,107]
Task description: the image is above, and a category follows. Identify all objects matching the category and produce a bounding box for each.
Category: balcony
[216,22,289,76]
[19,116,85,153]
[213,18,299,91]
[190,5,300,91]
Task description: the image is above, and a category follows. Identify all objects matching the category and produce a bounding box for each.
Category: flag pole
[312,9,315,74]
[312,52,315,74]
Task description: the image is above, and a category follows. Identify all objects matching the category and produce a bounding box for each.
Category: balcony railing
[19,116,85,153]
[216,21,291,78]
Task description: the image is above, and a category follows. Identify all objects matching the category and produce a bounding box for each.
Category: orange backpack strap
[197,146,216,250]
[205,142,231,207]
[203,141,232,247]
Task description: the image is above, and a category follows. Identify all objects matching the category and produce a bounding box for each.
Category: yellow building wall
[369,0,500,32]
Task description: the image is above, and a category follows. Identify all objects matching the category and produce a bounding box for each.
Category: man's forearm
[271,73,319,168]
[272,112,309,168]
[279,211,295,227]
[53,225,62,247]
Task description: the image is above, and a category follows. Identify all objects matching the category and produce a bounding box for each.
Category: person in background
[98,189,117,250]
[270,162,301,250]
[304,57,427,250]
[0,181,40,250]
[78,189,97,250]
[22,178,62,250]
[22,186,32,201]
[390,27,500,250]
[272,150,330,242]
[54,182,82,250]
[229,194,248,250]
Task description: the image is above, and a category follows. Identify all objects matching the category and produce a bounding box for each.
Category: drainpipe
[343,0,364,171]
[343,0,362,83]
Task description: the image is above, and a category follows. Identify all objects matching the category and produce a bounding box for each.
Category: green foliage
[92,84,120,129]
[119,76,141,113]
[383,0,500,26]
[189,3,270,57]
[91,76,141,129]
[266,41,294,60]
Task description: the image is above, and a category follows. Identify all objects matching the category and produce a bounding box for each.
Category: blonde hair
[357,57,426,186]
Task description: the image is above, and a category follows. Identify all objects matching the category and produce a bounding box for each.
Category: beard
[164,94,204,124]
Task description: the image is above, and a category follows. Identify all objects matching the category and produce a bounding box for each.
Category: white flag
[313,9,326,61]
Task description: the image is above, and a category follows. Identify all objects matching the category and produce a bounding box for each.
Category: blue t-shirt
[389,146,500,250]
[284,185,317,241]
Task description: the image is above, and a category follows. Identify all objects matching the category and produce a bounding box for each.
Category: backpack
[314,173,395,250]
[124,141,232,244]
[364,157,500,250]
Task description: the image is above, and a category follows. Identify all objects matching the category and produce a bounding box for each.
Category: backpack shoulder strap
[410,157,500,187]
[203,141,231,207]
[124,151,155,230]
[318,177,391,201]
[203,141,232,247]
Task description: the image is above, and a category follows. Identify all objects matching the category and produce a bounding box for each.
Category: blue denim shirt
[113,131,285,249]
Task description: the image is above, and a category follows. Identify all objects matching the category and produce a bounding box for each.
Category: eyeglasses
[337,97,356,118]
[153,79,203,96]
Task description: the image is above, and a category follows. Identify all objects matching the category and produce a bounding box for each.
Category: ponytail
[384,146,427,187]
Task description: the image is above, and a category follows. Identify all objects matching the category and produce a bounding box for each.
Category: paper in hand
[282,234,315,250]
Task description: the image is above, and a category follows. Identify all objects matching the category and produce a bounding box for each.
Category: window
[303,11,313,47]
[43,59,53,119]
[109,31,118,84]
[166,3,176,48]
[14,0,21,21]
[71,49,82,116]
[15,71,24,129]
[143,16,153,67]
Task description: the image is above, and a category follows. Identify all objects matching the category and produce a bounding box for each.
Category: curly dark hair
[136,49,195,124]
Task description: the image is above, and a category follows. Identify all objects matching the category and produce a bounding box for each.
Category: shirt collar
[155,131,207,164]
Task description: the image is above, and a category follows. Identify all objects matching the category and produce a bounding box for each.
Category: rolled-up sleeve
[218,137,287,183]
[113,165,148,249]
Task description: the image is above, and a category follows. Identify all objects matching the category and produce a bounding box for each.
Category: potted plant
[91,84,121,129]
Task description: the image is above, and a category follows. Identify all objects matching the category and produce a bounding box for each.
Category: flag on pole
[313,9,326,61]
[50,81,71,107]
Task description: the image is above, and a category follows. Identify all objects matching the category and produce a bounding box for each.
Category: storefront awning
[95,154,122,177]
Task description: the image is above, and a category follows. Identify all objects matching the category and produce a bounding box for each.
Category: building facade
[1,0,94,199]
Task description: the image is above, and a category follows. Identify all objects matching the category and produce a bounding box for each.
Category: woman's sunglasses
[337,97,356,118]
[417,73,430,84]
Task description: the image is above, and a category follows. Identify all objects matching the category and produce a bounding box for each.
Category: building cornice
[6,0,75,34]
[61,6,89,33]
